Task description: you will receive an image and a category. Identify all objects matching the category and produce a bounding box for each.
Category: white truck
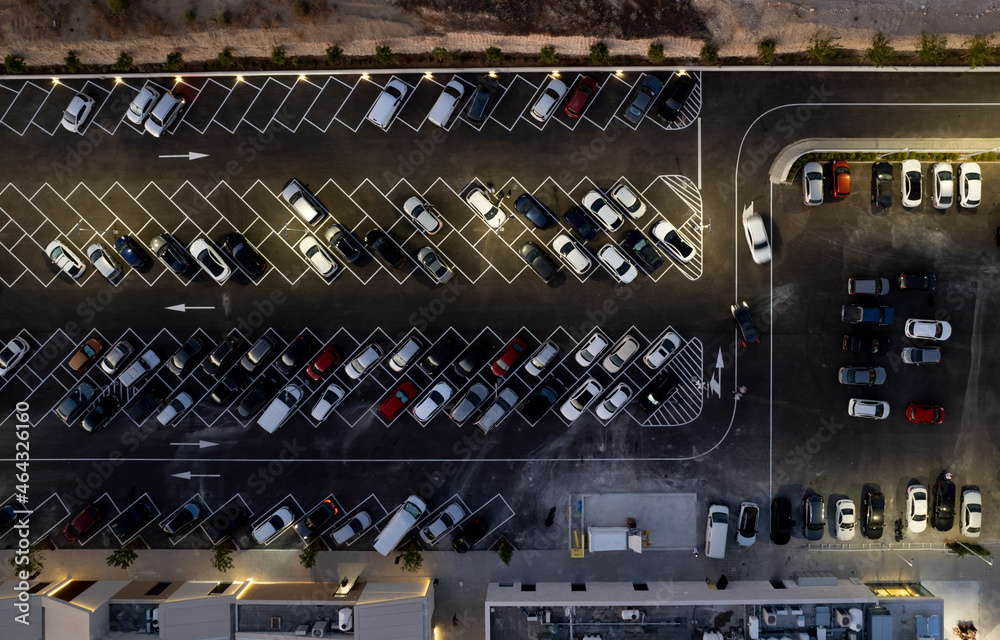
[475,388,518,434]
[118,349,160,388]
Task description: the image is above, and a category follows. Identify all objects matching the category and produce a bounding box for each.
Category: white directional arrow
[171,472,221,480]
[158,152,208,160]
[716,348,724,370]
[166,304,215,312]
[170,440,219,449]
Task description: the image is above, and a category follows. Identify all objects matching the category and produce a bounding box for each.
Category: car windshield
[197,250,223,276]
[807,171,822,182]
[0,345,16,364]
[65,110,78,124]
[395,389,411,403]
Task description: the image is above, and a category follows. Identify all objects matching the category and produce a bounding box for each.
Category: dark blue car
[114,235,151,269]
[624,75,661,123]
[514,194,551,228]
[563,206,597,241]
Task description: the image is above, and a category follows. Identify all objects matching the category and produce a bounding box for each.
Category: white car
[550,234,592,274]
[597,244,638,284]
[742,203,771,264]
[650,219,695,263]
[144,91,185,137]
[643,331,682,369]
[907,485,928,533]
[86,243,123,284]
[417,247,454,284]
[802,161,824,206]
[560,377,602,421]
[403,196,443,235]
[609,184,646,219]
[419,502,465,543]
[736,502,758,546]
[595,383,632,420]
[575,333,609,367]
[298,236,338,278]
[450,382,488,425]
[46,240,86,279]
[905,319,952,341]
[901,159,922,208]
[189,238,232,284]
[282,179,326,225]
[331,511,372,545]
[156,391,193,426]
[530,77,568,122]
[412,381,454,424]
[582,190,624,231]
[848,398,889,420]
[62,93,95,133]
[100,340,134,375]
[524,340,559,376]
[932,162,954,209]
[311,382,345,421]
[427,80,464,128]
[961,489,982,538]
[252,506,295,544]
[465,185,507,229]
[126,86,161,125]
[0,337,29,377]
[344,343,383,380]
[388,337,422,373]
[901,347,941,364]
[958,162,982,208]
[602,335,639,373]
[834,499,856,541]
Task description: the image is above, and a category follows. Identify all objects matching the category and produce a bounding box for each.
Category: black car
[56,382,97,424]
[203,503,251,544]
[656,71,697,125]
[81,395,120,433]
[639,370,680,412]
[203,333,248,377]
[898,273,936,290]
[167,336,206,376]
[770,497,793,545]
[453,517,489,553]
[163,502,201,536]
[237,374,282,418]
[210,368,251,405]
[872,161,893,209]
[420,337,458,375]
[0,503,16,534]
[842,335,889,355]
[365,229,407,270]
[465,75,499,125]
[514,194,551,228]
[220,232,267,279]
[293,499,339,544]
[519,242,557,283]
[621,230,664,273]
[324,224,361,264]
[276,336,314,375]
[111,497,156,540]
[863,490,885,539]
[563,206,597,241]
[151,233,192,275]
[933,472,956,531]
[523,377,567,422]
[126,384,166,422]
[731,301,759,347]
[114,235,152,270]
[803,494,826,541]
[454,341,487,378]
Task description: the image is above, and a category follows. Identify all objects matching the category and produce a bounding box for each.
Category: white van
[428,80,465,128]
[367,79,409,130]
[373,495,427,556]
[705,503,729,559]
[257,384,303,433]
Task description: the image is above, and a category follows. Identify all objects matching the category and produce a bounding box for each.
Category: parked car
[100,339,134,376]
[531,76,568,122]
[150,234,192,275]
[125,385,166,422]
[379,381,418,419]
[643,331,681,370]
[902,347,941,365]
[189,238,232,284]
[905,319,952,341]
[834,499,856,541]
[843,335,890,355]
[575,333,609,367]
[464,184,507,229]
[417,247,453,284]
[220,232,267,279]
[323,223,361,264]
[550,234,592,275]
[961,489,982,538]
[898,273,936,290]
[770,497,793,545]
[736,502,759,546]
[411,381,454,423]
[624,75,661,123]
[403,196,444,235]
[838,366,887,385]
[202,333,247,377]
[848,277,890,295]
[559,377,602,421]
[210,369,250,405]
[491,337,527,377]
[240,335,276,372]
[598,244,638,284]
[831,159,851,198]
[87,243,123,283]
[603,335,640,373]
[252,506,295,544]
[475,387,519,433]
[420,503,465,543]
[901,159,922,207]
[203,504,251,545]
[46,240,86,279]
[63,504,102,542]
[420,337,458,376]
[563,206,598,240]
[650,219,695,263]
[594,383,632,420]
[62,93,95,133]
[639,370,679,412]
[907,485,929,533]
[582,190,624,231]
[69,338,103,372]
[841,305,894,325]
[933,473,956,532]
[331,511,373,546]
[80,395,120,433]
[118,349,160,388]
[453,517,489,553]
[564,75,599,118]
[958,162,982,208]
[365,229,408,269]
[519,242,557,283]
[307,347,341,381]
[802,161,824,206]
[389,337,423,373]
[906,403,945,424]
[156,391,194,426]
[656,70,696,125]
[465,75,499,125]
[803,494,826,541]
[872,161,893,209]
[523,377,568,422]
[427,79,464,128]
[0,337,29,377]
[848,398,890,420]
[299,235,339,278]
[514,193,551,228]
[311,383,345,421]
[237,374,282,419]
[282,178,327,226]
[111,497,156,540]
[145,91,185,137]
[345,343,383,380]
[127,86,160,125]
[167,336,206,376]
[741,203,771,264]
[932,162,953,209]
[524,340,560,377]
[163,503,201,536]
[731,301,759,347]
[294,499,339,544]
[621,229,663,273]
[863,491,885,539]
[450,382,489,425]
[366,78,408,130]
[609,184,646,219]
[276,336,314,375]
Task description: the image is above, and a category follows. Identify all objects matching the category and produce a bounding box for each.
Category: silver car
[127,86,161,125]
[450,382,488,425]
[602,335,639,373]
[344,344,383,380]
[403,197,443,235]
[282,178,327,225]
[417,247,454,284]
[838,366,887,385]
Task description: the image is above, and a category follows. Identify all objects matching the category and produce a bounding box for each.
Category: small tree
[918,34,948,65]
[700,42,720,66]
[271,47,286,66]
[431,47,450,63]
[299,544,319,569]
[65,51,81,73]
[374,44,394,65]
[966,34,996,69]
[107,544,138,570]
[326,45,343,64]
[184,9,196,22]
[589,41,610,65]
[807,35,843,63]
[216,11,231,26]
[112,50,133,72]
[495,539,513,566]
[164,51,184,71]
[8,545,44,576]
[485,46,503,65]
[539,45,557,64]
[4,55,26,74]
[647,43,665,63]
[212,545,234,573]
[107,0,129,11]
[400,546,422,572]
[864,32,895,67]
[218,47,235,67]
[293,0,309,17]
[757,39,776,64]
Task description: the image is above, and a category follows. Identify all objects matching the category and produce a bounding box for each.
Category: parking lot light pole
[881,541,913,567]
[76,220,118,237]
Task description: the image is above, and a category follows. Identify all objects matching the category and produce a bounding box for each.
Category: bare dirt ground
[1,0,999,68]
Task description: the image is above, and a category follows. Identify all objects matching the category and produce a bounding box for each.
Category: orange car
[69,338,103,372]
[832,160,851,198]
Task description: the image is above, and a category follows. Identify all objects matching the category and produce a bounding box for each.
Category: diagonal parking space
[58,492,120,548]
[649,71,703,132]
[66,184,124,243]
[328,494,386,548]
[181,78,231,134]
[583,73,635,129]
[457,75,507,133]
[108,493,159,547]
[489,75,540,131]
[199,494,253,548]
[135,182,193,234]
[395,74,444,131]
[0,85,21,132]
[242,76,295,132]
[157,493,211,546]
[0,81,49,136]
[248,495,304,547]
[335,76,386,132]
[623,335,704,427]
[173,182,225,236]
[211,77,261,133]
[0,183,51,236]
[302,76,355,132]
[273,76,324,132]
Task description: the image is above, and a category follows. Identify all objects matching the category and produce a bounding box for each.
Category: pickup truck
[475,388,519,434]
[118,349,161,387]
[203,503,250,544]
[841,305,894,325]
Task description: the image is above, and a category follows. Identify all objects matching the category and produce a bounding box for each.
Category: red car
[379,381,418,419]
[491,337,527,377]
[69,338,104,372]
[564,76,599,119]
[906,403,944,424]
[63,504,102,542]
[307,347,341,381]
[832,160,851,198]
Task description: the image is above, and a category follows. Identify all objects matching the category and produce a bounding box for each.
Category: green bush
[374,44,394,65]
[589,41,610,65]
[700,43,720,66]
[540,45,557,64]
[112,50,132,72]
[184,9,196,22]
[496,539,513,566]
[212,545,234,573]
[64,51,81,73]
[8,544,43,575]
[107,0,129,11]
[106,544,137,570]
[485,46,503,65]
[807,36,844,63]
[299,544,319,569]
[326,45,344,64]
[164,51,184,71]
[966,34,996,69]
[431,46,450,63]
[271,47,286,66]
[293,0,309,17]
[918,34,948,65]
[400,546,422,572]
[218,48,235,67]
[647,43,665,63]
[757,39,776,64]
[216,11,230,26]
[864,32,895,67]
[4,55,26,74]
